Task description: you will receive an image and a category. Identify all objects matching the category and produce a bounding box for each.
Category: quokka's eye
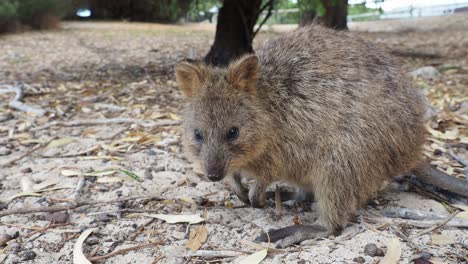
[227,127,239,141]
[194,129,203,142]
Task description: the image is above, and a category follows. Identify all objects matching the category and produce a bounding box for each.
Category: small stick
[190,250,245,259]
[1,137,56,167]
[409,210,460,239]
[150,255,164,264]
[0,195,166,217]
[389,225,419,250]
[31,118,180,131]
[72,177,86,201]
[0,84,46,115]
[447,150,468,167]
[87,241,163,262]
[380,208,446,220]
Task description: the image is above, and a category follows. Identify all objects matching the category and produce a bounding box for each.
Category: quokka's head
[175,55,270,182]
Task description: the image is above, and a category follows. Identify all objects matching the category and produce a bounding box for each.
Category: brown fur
[175,25,426,232]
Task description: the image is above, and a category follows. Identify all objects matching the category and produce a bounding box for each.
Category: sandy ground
[0,14,467,264]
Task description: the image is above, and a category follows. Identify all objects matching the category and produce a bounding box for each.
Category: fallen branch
[411,166,468,198]
[380,208,446,221]
[88,241,163,262]
[31,118,181,131]
[0,195,166,218]
[367,212,466,229]
[409,210,460,239]
[0,84,46,116]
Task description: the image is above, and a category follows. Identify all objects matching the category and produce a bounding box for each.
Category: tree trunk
[322,0,348,30]
[299,10,316,27]
[204,0,263,67]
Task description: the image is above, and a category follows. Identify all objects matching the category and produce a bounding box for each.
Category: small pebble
[364,243,378,256]
[146,149,157,156]
[353,256,365,263]
[8,242,21,252]
[0,234,13,247]
[97,213,112,222]
[153,165,165,172]
[85,236,99,246]
[21,250,37,261]
[45,212,69,224]
[420,252,432,260]
[414,259,432,264]
[375,248,385,257]
[21,167,32,173]
[0,113,13,122]
[172,231,185,240]
[144,168,153,180]
[0,147,11,156]
[0,201,7,211]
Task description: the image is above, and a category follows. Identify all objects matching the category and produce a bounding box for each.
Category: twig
[72,177,86,201]
[367,215,468,229]
[1,137,56,167]
[0,84,46,116]
[190,250,245,259]
[409,210,460,239]
[380,208,446,221]
[87,241,163,262]
[448,150,468,167]
[31,118,180,131]
[151,255,164,264]
[389,225,419,250]
[253,0,275,38]
[0,195,166,217]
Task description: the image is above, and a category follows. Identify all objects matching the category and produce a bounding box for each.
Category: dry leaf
[426,126,459,140]
[73,228,95,264]
[96,176,124,183]
[9,192,42,201]
[141,214,205,224]
[431,234,455,245]
[453,204,468,211]
[379,238,401,264]
[61,169,82,177]
[84,169,117,177]
[47,137,77,148]
[186,225,208,252]
[238,249,268,264]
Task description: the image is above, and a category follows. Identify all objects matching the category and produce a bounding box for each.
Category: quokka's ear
[175,60,208,97]
[227,54,258,95]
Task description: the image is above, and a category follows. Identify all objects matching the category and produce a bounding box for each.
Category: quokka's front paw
[248,183,267,208]
[231,173,250,205]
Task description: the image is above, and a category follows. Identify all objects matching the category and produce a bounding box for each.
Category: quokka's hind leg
[256,170,366,248]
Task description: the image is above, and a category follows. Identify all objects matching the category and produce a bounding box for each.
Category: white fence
[349,2,468,21]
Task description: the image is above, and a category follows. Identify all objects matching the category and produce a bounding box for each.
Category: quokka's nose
[206,166,225,182]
